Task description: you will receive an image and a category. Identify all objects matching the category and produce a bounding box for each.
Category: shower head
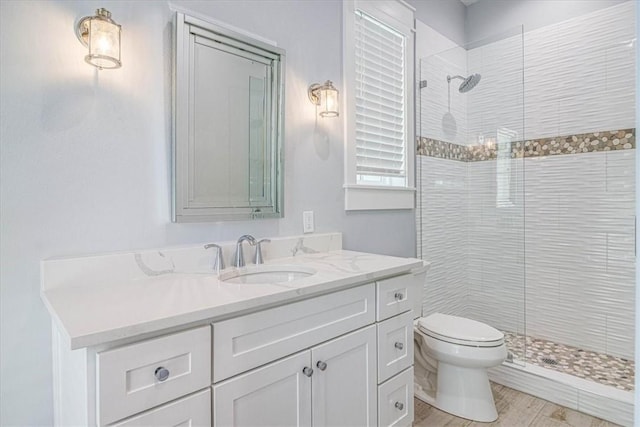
[447,73,482,93]
[459,73,481,92]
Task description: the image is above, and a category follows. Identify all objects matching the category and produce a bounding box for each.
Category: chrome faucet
[233,235,256,267]
[204,243,225,274]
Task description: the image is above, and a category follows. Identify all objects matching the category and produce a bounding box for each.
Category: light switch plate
[303,211,314,233]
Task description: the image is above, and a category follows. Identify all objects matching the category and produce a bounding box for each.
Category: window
[343,0,415,210]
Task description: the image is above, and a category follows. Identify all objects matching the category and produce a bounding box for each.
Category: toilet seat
[417,313,504,348]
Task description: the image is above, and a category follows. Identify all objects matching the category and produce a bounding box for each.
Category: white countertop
[42,249,423,350]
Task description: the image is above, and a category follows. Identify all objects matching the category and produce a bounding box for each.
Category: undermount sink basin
[218,265,317,284]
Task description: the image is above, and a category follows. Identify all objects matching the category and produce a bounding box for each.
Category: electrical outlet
[303,211,314,233]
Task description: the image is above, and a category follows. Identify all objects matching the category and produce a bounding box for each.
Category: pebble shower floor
[502,331,634,392]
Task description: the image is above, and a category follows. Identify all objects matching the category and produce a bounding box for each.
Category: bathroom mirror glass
[173,13,284,222]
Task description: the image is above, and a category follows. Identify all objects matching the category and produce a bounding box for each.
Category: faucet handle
[204,243,225,273]
[253,239,271,265]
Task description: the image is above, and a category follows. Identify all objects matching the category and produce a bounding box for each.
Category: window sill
[344,185,415,211]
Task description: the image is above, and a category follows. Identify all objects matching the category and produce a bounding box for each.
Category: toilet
[413,313,507,422]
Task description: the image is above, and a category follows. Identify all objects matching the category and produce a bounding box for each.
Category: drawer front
[109,389,211,427]
[213,283,375,382]
[377,311,414,383]
[97,326,211,425]
[376,274,416,321]
[378,367,414,427]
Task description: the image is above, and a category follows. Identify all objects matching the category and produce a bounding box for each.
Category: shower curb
[489,362,633,426]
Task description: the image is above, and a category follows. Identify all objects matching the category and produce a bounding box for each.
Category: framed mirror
[173,13,285,222]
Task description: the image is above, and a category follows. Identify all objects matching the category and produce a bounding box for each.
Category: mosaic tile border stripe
[417,129,636,162]
[503,331,635,392]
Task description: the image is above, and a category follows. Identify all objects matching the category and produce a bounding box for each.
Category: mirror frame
[172,13,285,222]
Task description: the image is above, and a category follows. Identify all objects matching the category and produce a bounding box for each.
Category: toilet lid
[418,313,504,346]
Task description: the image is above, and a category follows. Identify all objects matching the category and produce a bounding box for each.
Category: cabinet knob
[394,342,404,350]
[316,360,327,371]
[395,401,404,411]
[154,366,170,382]
[302,367,314,377]
[394,292,404,301]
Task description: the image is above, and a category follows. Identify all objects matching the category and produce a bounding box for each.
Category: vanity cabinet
[50,268,425,427]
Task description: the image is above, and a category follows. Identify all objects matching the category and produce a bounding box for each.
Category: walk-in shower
[416,2,635,424]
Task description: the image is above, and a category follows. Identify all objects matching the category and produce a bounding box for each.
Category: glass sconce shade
[308,80,339,118]
[76,8,121,70]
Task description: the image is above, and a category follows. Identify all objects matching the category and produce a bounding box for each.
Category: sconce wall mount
[76,8,122,70]
[308,80,339,118]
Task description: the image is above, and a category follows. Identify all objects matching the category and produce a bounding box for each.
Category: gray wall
[465,0,631,43]
[0,1,415,425]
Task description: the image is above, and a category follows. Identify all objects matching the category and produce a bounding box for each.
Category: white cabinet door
[311,325,378,427]
[213,351,312,427]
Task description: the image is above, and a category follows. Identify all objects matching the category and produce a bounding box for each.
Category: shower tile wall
[527,150,634,358]
[418,1,636,361]
[467,150,635,359]
[466,157,525,339]
[466,30,523,143]
[418,157,469,318]
[466,1,636,141]
[419,46,467,145]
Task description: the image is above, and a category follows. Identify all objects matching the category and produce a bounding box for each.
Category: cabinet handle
[394,342,404,350]
[316,361,327,371]
[154,366,170,382]
[394,292,404,301]
[395,402,404,411]
[302,367,314,377]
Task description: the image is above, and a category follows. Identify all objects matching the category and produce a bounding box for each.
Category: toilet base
[432,362,498,422]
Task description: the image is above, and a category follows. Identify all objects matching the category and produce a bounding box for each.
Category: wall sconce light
[75,8,122,70]
[308,80,339,118]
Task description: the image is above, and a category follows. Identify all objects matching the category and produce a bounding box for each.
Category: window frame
[343,0,416,211]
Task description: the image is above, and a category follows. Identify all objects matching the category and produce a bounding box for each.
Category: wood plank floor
[413,383,621,427]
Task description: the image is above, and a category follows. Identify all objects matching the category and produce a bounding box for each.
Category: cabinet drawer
[377,311,414,383]
[377,274,418,321]
[97,326,211,425]
[213,283,375,382]
[109,389,211,427]
[378,367,414,427]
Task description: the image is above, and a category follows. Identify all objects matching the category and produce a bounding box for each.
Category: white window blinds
[354,9,406,186]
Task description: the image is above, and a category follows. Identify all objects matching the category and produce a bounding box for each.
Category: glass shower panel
[417,26,526,365]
